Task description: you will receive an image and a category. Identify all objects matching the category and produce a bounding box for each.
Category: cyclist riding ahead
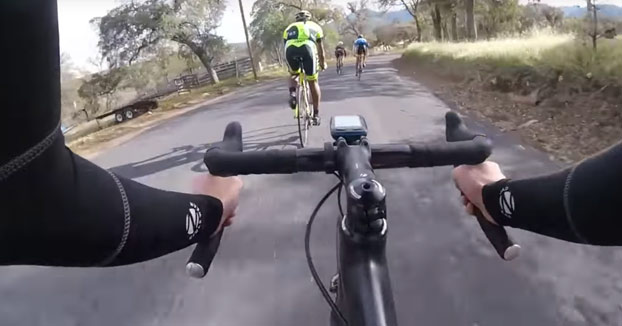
[334,41,347,71]
[353,34,369,73]
[284,10,327,126]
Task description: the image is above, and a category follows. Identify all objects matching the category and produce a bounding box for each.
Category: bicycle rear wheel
[357,63,362,81]
[297,79,310,148]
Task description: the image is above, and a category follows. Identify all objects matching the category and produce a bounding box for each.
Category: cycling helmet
[295,10,312,22]
[337,41,344,46]
[358,34,364,38]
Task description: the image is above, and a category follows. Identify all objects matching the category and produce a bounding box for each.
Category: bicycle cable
[334,172,345,217]
[305,180,349,326]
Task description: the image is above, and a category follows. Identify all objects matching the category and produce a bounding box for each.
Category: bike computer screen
[330,115,368,143]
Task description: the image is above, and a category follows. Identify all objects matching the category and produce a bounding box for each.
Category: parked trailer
[94,99,158,124]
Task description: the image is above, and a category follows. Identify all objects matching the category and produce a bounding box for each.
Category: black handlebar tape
[407,138,492,167]
[205,147,327,176]
[186,231,224,279]
[205,149,298,176]
[475,212,521,260]
[186,122,244,279]
[444,111,520,261]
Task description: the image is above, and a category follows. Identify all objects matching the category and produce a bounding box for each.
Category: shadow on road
[109,124,300,179]
[203,57,424,114]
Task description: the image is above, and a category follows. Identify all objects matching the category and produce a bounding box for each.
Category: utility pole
[238,0,258,80]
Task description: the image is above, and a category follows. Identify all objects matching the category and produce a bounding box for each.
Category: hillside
[359,5,622,28]
[347,9,413,30]
[561,4,622,18]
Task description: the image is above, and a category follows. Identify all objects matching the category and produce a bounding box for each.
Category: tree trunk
[465,0,477,40]
[589,0,598,51]
[207,65,219,84]
[451,11,458,41]
[195,50,219,84]
[432,4,442,41]
[414,15,422,42]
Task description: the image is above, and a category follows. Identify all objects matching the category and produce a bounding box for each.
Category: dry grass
[404,30,622,84]
[399,30,622,162]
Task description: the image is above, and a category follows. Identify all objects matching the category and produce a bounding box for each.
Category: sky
[57,0,622,71]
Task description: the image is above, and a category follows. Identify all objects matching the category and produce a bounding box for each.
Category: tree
[541,5,564,29]
[374,23,419,45]
[250,0,340,65]
[60,53,83,123]
[523,1,564,30]
[465,0,477,40]
[124,64,153,96]
[477,0,520,39]
[431,2,442,40]
[93,0,227,84]
[77,68,127,118]
[60,53,78,82]
[250,0,290,65]
[377,0,423,42]
[452,9,459,41]
[178,44,203,73]
[587,0,599,50]
[343,0,369,37]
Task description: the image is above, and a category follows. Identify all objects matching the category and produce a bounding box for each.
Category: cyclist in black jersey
[335,41,347,67]
[454,142,622,245]
[0,0,243,267]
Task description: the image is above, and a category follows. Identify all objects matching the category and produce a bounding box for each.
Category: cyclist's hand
[452,161,505,224]
[193,174,243,236]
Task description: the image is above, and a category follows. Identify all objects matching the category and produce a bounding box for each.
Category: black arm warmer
[1,135,223,267]
[0,0,224,266]
[483,142,622,245]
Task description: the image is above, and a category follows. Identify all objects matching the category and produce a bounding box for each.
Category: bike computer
[330,115,368,143]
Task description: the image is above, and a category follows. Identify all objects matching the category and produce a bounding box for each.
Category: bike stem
[336,138,387,240]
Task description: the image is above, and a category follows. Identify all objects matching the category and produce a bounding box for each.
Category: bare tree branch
[276,1,302,10]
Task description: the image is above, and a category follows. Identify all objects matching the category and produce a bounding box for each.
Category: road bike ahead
[355,55,363,81]
[186,112,521,326]
[294,57,314,148]
[336,56,344,75]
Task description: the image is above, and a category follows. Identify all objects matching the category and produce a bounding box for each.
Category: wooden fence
[175,57,254,94]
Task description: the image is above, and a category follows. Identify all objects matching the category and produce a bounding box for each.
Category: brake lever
[186,122,243,278]
[445,112,520,261]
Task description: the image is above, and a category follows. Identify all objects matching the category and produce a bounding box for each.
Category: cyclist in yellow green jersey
[283,10,327,126]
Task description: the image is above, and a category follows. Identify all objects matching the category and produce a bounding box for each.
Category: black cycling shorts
[357,46,367,55]
[286,44,318,80]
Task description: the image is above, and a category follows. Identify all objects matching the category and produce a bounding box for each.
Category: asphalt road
[3,55,622,326]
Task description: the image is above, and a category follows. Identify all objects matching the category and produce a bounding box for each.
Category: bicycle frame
[330,140,398,326]
[294,68,309,119]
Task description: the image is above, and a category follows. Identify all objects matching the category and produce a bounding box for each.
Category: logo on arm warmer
[499,186,515,219]
[186,202,203,240]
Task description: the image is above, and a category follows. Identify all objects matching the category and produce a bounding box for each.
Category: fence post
[235,56,239,80]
